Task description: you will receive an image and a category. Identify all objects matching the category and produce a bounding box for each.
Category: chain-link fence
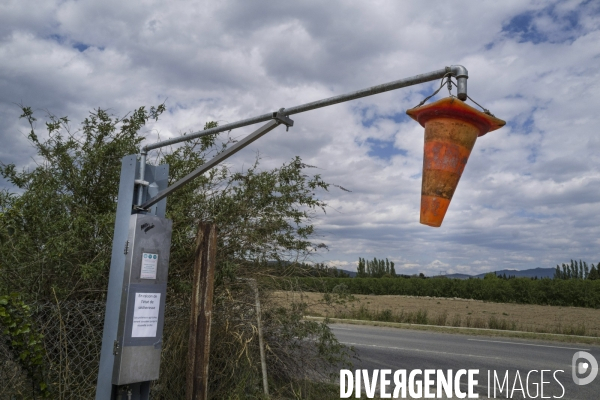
[0,300,191,400]
[1,285,348,400]
[1,301,104,399]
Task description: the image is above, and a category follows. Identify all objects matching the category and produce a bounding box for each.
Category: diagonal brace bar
[137,118,286,210]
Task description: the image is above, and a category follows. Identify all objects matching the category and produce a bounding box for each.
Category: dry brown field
[270,290,600,337]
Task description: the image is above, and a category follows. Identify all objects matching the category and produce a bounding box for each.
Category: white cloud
[1,0,600,276]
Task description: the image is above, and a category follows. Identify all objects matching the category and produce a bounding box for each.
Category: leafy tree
[0,105,333,299]
[555,260,596,280]
[0,105,352,396]
[589,264,599,280]
[162,131,331,293]
[554,265,562,279]
[356,256,398,278]
[0,105,160,300]
[357,257,366,277]
[292,276,600,308]
[0,293,50,398]
[289,262,349,278]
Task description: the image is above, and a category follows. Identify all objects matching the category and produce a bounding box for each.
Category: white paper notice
[131,293,161,338]
[140,253,158,279]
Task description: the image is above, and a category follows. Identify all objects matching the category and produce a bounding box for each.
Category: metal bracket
[446,65,468,101]
[272,109,294,131]
[134,179,149,186]
[113,340,121,356]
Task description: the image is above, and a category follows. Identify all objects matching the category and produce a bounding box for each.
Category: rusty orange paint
[406,97,505,227]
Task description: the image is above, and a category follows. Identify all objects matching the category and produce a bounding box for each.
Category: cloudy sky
[1,0,599,276]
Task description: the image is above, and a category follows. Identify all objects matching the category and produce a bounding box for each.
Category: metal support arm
[142,65,468,152]
[138,118,287,210]
[137,65,469,211]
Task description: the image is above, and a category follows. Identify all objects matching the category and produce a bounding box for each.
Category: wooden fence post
[186,222,217,400]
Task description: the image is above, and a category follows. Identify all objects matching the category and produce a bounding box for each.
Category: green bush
[0,293,50,398]
[279,277,600,308]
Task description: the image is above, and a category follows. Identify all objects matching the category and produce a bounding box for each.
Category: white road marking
[467,339,590,351]
[331,327,352,330]
[340,341,504,360]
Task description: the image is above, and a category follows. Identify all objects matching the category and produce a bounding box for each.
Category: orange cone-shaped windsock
[406,97,505,227]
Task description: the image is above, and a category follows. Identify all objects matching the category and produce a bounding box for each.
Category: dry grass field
[270,291,600,337]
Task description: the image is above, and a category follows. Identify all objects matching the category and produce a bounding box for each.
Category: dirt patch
[271,291,600,337]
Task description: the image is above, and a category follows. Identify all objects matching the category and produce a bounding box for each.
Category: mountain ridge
[336,267,557,279]
[435,267,556,279]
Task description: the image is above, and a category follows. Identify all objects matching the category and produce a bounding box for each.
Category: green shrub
[280,277,600,308]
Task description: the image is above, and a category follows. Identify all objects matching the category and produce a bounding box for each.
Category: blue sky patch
[505,111,536,136]
[365,137,407,160]
[48,34,66,44]
[73,43,90,52]
[527,145,539,164]
[502,4,585,44]
[503,12,546,43]
[355,106,412,128]
[48,34,93,52]
[514,209,549,220]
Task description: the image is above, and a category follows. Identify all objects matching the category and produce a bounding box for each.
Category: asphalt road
[331,323,600,399]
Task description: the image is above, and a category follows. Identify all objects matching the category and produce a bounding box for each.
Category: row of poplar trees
[554,259,600,280]
[356,257,396,278]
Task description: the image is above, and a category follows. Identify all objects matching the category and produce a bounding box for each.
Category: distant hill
[439,273,473,280]
[267,262,553,280]
[438,267,556,280]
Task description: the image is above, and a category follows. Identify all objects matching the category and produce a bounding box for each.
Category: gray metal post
[96,155,137,400]
[96,157,169,399]
[136,151,147,206]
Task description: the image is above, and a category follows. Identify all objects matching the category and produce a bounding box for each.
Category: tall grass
[322,305,593,336]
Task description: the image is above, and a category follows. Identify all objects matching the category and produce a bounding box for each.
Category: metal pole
[96,156,138,400]
[251,280,269,397]
[136,152,147,206]
[142,66,465,152]
[239,278,268,397]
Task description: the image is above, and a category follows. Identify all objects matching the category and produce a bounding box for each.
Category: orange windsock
[406,97,505,227]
